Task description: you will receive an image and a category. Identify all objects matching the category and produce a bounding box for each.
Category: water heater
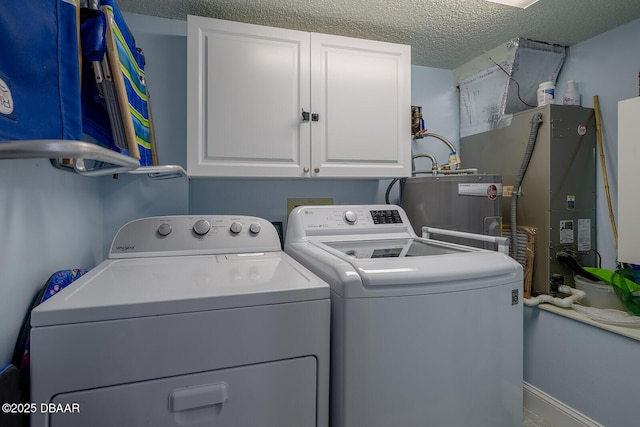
[400,174,503,248]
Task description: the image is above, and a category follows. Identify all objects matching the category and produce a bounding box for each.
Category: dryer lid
[31,252,329,327]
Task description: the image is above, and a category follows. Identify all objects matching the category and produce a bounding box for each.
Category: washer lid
[297,237,522,298]
[323,238,468,258]
[31,252,329,327]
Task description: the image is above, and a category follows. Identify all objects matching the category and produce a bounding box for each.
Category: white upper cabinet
[187,16,411,178]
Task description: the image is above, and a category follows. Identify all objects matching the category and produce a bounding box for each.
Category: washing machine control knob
[193,219,211,236]
[230,221,243,234]
[343,210,358,224]
[249,222,262,234]
[157,223,172,236]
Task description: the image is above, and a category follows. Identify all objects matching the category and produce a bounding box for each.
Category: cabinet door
[187,17,311,177]
[310,33,411,178]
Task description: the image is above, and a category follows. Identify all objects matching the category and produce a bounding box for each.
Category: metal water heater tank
[400,174,503,248]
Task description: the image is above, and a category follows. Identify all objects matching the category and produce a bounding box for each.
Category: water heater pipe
[386,152,439,204]
[411,153,438,174]
[414,132,461,168]
[415,131,456,154]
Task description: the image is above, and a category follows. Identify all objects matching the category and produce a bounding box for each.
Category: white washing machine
[285,204,523,427]
[30,215,330,427]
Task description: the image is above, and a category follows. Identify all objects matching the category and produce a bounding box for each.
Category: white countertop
[538,303,640,342]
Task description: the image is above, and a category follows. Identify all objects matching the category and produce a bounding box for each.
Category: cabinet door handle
[311,113,319,121]
[303,167,310,173]
[302,109,310,122]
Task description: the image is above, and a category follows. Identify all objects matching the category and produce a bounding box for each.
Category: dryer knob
[249,222,262,234]
[230,221,243,234]
[343,210,358,224]
[193,219,211,236]
[157,223,172,236]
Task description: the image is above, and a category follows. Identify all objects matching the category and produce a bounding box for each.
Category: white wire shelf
[127,164,187,179]
[0,139,186,179]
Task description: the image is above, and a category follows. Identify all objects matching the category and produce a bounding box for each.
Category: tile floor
[523,408,554,427]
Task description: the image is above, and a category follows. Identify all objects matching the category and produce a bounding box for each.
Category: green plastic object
[584,267,640,316]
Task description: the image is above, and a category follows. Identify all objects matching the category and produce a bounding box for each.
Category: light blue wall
[100,14,189,256]
[0,160,103,365]
[524,307,640,426]
[411,65,460,163]
[523,18,640,426]
[0,13,190,367]
[384,65,460,205]
[555,18,640,270]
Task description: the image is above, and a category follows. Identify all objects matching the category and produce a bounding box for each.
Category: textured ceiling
[117,0,640,69]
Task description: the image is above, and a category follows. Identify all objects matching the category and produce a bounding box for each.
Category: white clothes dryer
[30,215,330,427]
[285,204,523,427]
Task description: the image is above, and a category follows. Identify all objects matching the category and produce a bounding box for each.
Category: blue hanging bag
[0,0,154,166]
[0,0,83,141]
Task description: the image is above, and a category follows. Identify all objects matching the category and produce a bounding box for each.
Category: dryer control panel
[286,204,415,240]
[109,215,282,258]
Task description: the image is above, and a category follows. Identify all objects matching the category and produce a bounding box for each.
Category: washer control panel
[287,204,413,239]
[343,210,358,224]
[109,215,281,258]
[370,209,403,224]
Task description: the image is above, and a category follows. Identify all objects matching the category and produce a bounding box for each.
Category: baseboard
[523,382,603,427]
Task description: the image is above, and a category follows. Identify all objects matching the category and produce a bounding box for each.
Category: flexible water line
[387,131,462,204]
[523,285,586,307]
[510,112,543,259]
[385,153,439,204]
[411,153,438,173]
[416,132,459,166]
